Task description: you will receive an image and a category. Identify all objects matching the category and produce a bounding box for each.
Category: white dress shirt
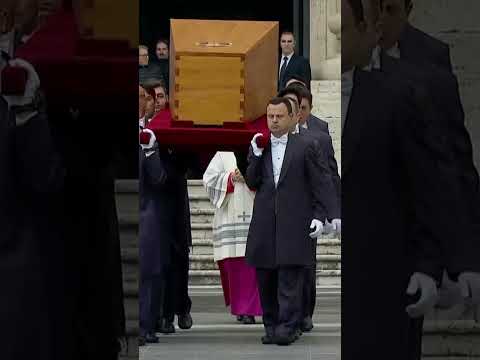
[369,43,401,71]
[271,133,288,187]
[341,68,354,131]
[279,52,294,75]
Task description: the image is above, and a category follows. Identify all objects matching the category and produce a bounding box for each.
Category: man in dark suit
[0,57,64,360]
[278,31,312,91]
[283,85,342,331]
[372,1,480,357]
[342,0,448,358]
[138,129,170,344]
[278,85,341,331]
[342,1,480,358]
[245,97,339,346]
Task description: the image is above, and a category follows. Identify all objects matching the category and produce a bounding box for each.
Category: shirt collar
[341,68,354,88]
[386,42,401,59]
[281,52,294,62]
[367,45,382,71]
[292,123,300,134]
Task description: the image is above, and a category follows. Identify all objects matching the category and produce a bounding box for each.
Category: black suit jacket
[139,145,192,276]
[399,23,452,72]
[342,69,446,359]
[306,114,329,134]
[393,29,480,274]
[278,53,312,90]
[299,125,341,214]
[0,99,64,360]
[245,133,338,268]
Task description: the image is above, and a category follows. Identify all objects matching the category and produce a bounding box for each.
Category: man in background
[278,31,311,91]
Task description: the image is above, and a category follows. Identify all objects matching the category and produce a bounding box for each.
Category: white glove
[2,58,41,125]
[406,272,438,318]
[251,133,264,157]
[331,218,341,237]
[140,129,156,152]
[309,219,323,239]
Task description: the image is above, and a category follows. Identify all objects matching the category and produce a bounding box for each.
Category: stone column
[310,0,341,168]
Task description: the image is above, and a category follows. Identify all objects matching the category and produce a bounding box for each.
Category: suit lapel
[263,143,275,187]
[342,69,370,176]
[277,133,296,186]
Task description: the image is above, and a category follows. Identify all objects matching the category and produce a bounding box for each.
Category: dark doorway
[140,0,305,58]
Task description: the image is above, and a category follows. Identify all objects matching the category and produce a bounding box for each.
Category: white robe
[203,152,255,262]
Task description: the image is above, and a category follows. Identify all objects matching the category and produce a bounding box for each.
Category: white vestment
[202,152,255,262]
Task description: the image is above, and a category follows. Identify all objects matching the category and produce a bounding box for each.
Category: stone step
[188,254,341,271]
[188,270,341,286]
[191,238,341,255]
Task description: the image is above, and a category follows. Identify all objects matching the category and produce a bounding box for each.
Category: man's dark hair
[277,86,302,109]
[348,0,365,23]
[156,38,169,47]
[267,97,293,115]
[280,30,294,37]
[144,80,167,96]
[289,83,313,108]
[285,73,308,86]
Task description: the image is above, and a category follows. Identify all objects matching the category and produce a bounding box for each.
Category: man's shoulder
[308,114,329,132]
[405,24,450,53]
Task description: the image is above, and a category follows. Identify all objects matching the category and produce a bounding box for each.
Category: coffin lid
[170,19,279,56]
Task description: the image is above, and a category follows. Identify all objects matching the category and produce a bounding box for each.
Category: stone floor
[140,286,341,360]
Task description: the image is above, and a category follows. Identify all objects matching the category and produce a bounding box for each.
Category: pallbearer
[245,97,339,346]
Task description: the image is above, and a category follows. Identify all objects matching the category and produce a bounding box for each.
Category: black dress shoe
[276,333,295,346]
[161,320,176,334]
[145,333,159,343]
[261,335,276,345]
[301,316,314,332]
[293,328,303,341]
[178,313,193,329]
[236,315,244,322]
[242,315,255,325]
[138,336,146,347]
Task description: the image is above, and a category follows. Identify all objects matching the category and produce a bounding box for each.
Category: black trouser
[302,263,317,319]
[406,292,424,360]
[256,266,304,338]
[139,273,165,336]
[163,247,192,322]
[406,316,423,360]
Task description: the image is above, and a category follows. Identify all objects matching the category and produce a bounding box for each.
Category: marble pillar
[310,0,341,167]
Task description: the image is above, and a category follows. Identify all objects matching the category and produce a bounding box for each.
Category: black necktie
[279,56,289,88]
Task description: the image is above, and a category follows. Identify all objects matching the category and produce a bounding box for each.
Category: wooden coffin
[170,19,279,125]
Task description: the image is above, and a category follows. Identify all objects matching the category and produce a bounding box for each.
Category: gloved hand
[2,58,40,126]
[458,272,480,305]
[406,272,438,318]
[251,133,265,157]
[140,129,156,151]
[331,218,341,237]
[309,219,323,239]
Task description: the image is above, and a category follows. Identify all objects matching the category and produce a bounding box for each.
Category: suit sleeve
[322,134,341,214]
[140,147,169,187]
[245,146,263,190]
[305,139,339,221]
[392,86,444,283]
[14,112,64,194]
